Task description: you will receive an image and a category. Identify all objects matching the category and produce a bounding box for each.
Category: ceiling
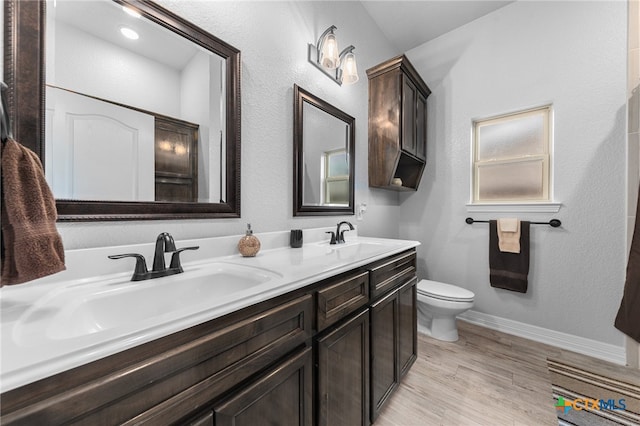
[53,0,515,70]
[361,0,515,52]
[52,0,203,70]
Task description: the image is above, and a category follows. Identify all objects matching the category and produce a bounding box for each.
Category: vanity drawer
[368,250,416,299]
[0,294,313,426]
[317,270,369,331]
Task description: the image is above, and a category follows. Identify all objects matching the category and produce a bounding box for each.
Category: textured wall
[400,1,628,346]
[52,1,401,249]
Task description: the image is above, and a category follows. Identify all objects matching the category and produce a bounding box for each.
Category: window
[323,149,349,204]
[472,106,551,204]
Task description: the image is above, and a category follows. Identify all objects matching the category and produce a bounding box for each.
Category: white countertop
[0,227,419,393]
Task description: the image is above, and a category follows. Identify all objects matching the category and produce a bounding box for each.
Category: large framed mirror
[4,0,241,221]
[293,85,354,216]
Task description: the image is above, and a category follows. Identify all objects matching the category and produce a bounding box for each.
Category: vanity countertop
[0,228,419,393]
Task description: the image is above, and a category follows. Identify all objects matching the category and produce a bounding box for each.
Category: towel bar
[465,217,561,227]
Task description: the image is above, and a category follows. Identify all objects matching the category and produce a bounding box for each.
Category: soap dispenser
[238,223,261,257]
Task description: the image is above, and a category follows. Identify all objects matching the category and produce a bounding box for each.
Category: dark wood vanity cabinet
[369,249,417,299]
[315,251,416,426]
[367,55,431,191]
[0,250,417,426]
[187,411,214,426]
[0,294,313,425]
[317,270,369,330]
[370,279,417,422]
[315,270,371,426]
[368,250,417,423]
[370,289,399,420]
[398,279,418,379]
[213,347,313,426]
[317,309,370,426]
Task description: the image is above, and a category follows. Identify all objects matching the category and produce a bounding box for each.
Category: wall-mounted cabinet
[367,55,431,191]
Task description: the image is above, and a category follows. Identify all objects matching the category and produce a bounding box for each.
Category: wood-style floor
[375,320,561,426]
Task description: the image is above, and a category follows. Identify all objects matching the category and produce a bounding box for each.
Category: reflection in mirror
[293,85,354,216]
[45,0,225,203]
[4,0,241,220]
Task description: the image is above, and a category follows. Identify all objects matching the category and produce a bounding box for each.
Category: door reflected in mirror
[293,85,354,216]
[45,0,225,204]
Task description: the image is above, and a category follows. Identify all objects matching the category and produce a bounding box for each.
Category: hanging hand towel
[497,218,521,253]
[489,220,529,293]
[1,138,65,285]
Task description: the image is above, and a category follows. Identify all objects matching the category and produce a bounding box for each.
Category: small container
[290,229,303,248]
[391,177,403,186]
[238,223,261,257]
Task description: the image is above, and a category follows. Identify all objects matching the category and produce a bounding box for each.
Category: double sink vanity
[0,228,420,425]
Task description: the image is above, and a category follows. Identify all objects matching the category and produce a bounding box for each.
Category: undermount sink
[13,262,282,344]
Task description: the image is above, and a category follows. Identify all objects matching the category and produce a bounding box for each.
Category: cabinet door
[214,348,313,426]
[188,411,214,426]
[370,290,398,422]
[155,116,199,202]
[398,278,417,378]
[317,309,370,426]
[401,76,417,156]
[415,92,427,161]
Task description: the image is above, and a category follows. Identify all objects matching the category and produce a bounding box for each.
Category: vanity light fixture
[308,25,359,86]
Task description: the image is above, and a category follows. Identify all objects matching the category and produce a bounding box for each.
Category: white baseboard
[458,310,626,365]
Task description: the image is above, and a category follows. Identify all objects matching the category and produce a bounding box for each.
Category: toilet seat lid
[417,279,475,302]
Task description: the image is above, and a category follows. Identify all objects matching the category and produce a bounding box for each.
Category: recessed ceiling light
[120,26,139,40]
[122,6,141,18]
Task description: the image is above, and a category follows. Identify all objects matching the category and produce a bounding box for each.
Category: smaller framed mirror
[293,85,355,216]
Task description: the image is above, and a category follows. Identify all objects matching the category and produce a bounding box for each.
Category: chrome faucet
[335,221,354,244]
[109,233,199,281]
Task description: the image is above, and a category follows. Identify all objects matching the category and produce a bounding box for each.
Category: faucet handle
[108,253,148,281]
[169,246,200,270]
[325,231,337,245]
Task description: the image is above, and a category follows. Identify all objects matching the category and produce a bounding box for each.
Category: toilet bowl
[416,279,474,342]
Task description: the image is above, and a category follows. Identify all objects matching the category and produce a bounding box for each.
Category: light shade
[320,33,339,69]
[308,26,359,86]
[340,51,359,85]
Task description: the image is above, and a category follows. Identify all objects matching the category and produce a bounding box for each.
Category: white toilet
[416,279,475,342]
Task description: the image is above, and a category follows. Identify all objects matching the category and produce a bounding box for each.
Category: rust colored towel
[615,186,640,343]
[1,138,65,285]
[489,220,529,293]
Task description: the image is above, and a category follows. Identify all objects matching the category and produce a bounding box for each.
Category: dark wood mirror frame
[3,0,241,221]
[293,84,354,216]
